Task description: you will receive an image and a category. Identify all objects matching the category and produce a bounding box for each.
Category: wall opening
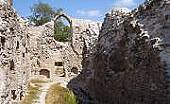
[54,14,72,42]
[1,37,5,48]
[71,67,79,74]
[10,60,15,71]
[55,62,63,66]
[22,53,25,57]
[37,60,40,67]
[16,41,19,49]
[11,90,17,100]
[39,69,50,78]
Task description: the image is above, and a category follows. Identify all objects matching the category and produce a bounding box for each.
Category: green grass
[45,84,78,104]
[21,82,41,104]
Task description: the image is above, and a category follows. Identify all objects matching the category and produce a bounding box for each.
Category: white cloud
[112,0,136,12]
[115,0,135,8]
[77,10,101,17]
[113,7,131,13]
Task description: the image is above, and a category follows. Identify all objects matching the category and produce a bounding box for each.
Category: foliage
[28,2,62,26]
[45,84,78,104]
[28,2,71,42]
[54,20,71,42]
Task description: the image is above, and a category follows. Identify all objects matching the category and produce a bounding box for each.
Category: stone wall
[26,14,101,80]
[0,3,101,104]
[136,0,170,100]
[0,0,13,6]
[90,12,168,104]
[1,0,170,104]
[0,5,30,103]
[68,0,170,104]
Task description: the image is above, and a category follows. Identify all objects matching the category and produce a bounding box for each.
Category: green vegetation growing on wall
[54,20,71,42]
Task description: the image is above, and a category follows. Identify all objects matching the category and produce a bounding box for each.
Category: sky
[13,0,145,22]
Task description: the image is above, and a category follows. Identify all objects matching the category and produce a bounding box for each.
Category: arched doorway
[54,14,72,42]
[39,69,50,78]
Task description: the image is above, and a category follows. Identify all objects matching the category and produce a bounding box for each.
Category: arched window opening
[71,67,79,74]
[54,15,72,42]
[39,69,50,78]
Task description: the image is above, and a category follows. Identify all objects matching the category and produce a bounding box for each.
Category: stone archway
[54,13,72,28]
[39,69,50,78]
[53,13,73,42]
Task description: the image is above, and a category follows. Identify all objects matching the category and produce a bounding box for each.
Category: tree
[28,2,71,42]
[28,2,62,26]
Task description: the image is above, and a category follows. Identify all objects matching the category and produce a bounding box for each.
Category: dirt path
[33,83,52,104]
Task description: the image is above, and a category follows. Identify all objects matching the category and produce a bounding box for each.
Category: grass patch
[21,82,40,104]
[45,84,78,104]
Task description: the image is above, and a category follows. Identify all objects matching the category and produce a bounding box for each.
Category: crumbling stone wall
[0,4,30,104]
[135,0,170,100]
[68,0,170,104]
[0,1,101,103]
[0,0,12,6]
[26,14,101,80]
[89,11,168,104]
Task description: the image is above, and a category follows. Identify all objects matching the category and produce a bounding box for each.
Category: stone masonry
[1,0,170,104]
[0,1,101,103]
[68,0,170,104]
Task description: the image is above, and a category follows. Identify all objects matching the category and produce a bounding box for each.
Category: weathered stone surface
[68,0,170,104]
[0,4,30,104]
[1,0,170,104]
[0,2,101,104]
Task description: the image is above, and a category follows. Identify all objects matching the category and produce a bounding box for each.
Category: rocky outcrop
[136,0,170,100]
[90,12,168,104]
[68,0,170,104]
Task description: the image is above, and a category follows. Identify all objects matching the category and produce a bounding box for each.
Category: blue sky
[13,0,145,21]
